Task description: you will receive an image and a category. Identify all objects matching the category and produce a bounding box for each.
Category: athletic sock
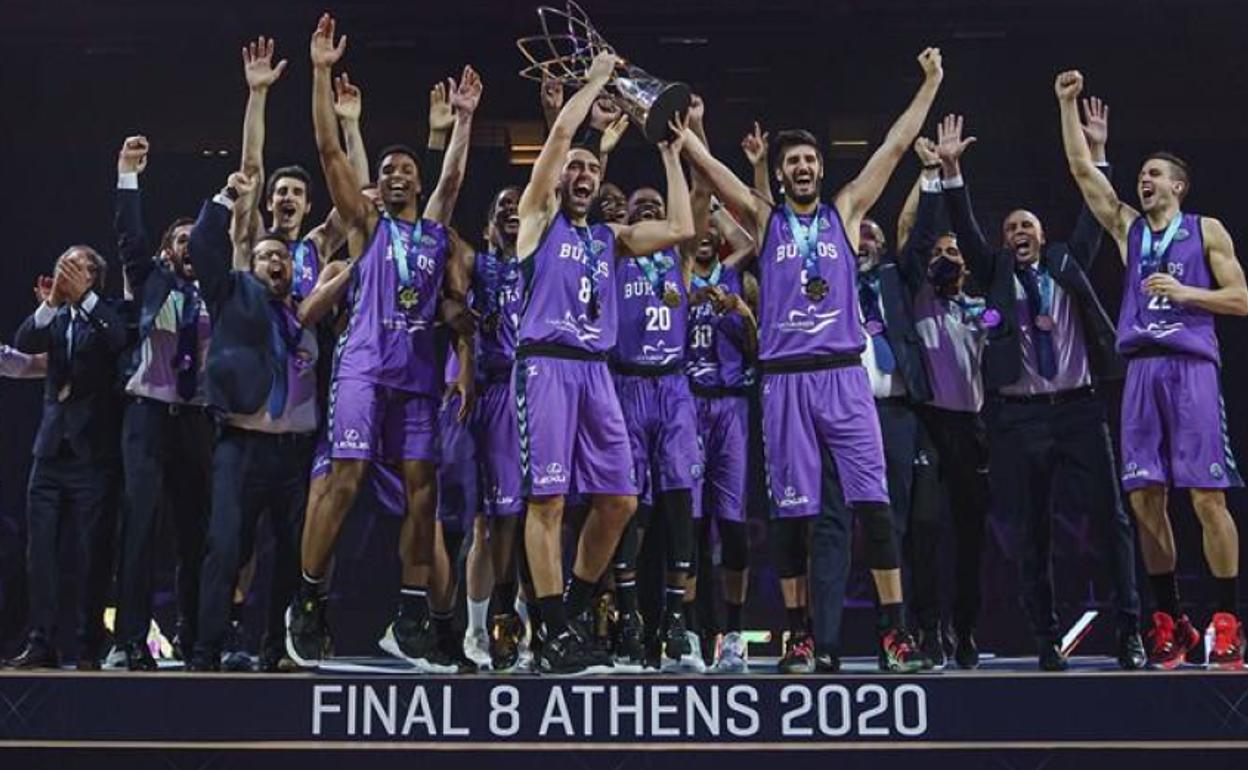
[665,586,686,619]
[229,601,244,625]
[615,578,638,615]
[725,601,744,633]
[467,598,489,635]
[565,575,597,619]
[539,595,567,636]
[493,582,519,619]
[399,585,429,623]
[785,606,807,635]
[1150,572,1180,617]
[878,602,905,635]
[683,600,699,634]
[1215,577,1239,616]
[431,609,454,643]
[299,571,324,601]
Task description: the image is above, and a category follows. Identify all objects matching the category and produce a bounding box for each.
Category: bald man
[938,108,1143,671]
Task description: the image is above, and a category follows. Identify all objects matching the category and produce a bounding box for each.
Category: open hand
[310,13,347,69]
[448,65,483,116]
[741,121,769,167]
[936,114,976,166]
[243,35,287,91]
[429,80,454,133]
[333,72,363,122]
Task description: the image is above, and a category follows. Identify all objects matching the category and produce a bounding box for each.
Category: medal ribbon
[1140,211,1183,276]
[784,204,823,284]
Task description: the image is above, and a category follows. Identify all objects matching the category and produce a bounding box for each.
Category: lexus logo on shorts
[547,462,564,475]
[784,486,796,499]
[344,429,361,442]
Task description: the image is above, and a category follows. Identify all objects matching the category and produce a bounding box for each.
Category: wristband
[222,186,240,202]
[922,162,941,170]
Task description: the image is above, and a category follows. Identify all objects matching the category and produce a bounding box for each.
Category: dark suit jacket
[879,188,944,404]
[15,296,128,460]
[943,175,1123,391]
[116,185,203,381]
[193,197,291,417]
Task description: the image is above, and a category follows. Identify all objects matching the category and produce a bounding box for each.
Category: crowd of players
[2,12,1245,677]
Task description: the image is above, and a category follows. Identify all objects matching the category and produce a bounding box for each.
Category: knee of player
[1190,490,1233,527]
[527,495,566,521]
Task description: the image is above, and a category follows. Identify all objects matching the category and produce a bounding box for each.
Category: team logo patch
[1174,228,1191,241]
[691,463,704,480]
[1211,462,1224,479]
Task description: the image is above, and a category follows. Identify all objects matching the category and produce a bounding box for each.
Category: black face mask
[927,255,963,293]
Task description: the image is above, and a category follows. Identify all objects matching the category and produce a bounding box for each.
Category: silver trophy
[518,0,691,143]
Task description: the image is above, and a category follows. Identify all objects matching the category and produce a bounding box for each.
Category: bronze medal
[482,313,501,334]
[398,286,420,310]
[662,287,682,308]
[805,277,829,302]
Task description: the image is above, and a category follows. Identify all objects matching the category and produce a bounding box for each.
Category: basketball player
[676,47,945,673]
[285,14,479,671]
[514,50,694,675]
[1058,70,1247,668]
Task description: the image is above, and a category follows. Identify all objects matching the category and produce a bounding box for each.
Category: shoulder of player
[1198,215,1233,251]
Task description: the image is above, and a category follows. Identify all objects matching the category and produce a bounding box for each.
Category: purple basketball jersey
[518,213,618,354]
[290,238,320,301]
[614,248,688,367]
[333,216,448,396]
[1117,213,1219,363]
[474,251,524,373]
[757,204,864,361]
[688,263,752,389]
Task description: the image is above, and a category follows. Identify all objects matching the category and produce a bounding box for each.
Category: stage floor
[2,656,1246,769]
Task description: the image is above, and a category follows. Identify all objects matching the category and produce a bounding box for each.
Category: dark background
[2,0,1247,658]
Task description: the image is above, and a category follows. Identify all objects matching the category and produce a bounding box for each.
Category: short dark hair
[266,165,313,200]
[376,144,422,178]
[772,129,823,171]
[568,141,602,163]
[159,216,196,256]
[1144,151,1192,200]
[484,186,522,241]
[250,231,290,270]
[58,245,108,291]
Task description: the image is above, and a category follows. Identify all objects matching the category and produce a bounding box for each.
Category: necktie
[858,276,897,374]
[1018,266,1056,379]
[174,283,201,401]
[53,307,73,401]
[267,302,296,419]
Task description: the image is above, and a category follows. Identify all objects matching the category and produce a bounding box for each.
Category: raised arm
[741,121,773,204]
[679,125,769,241]
[1143,217,1248,316]
[310,14,372,233]
[234,36,288,269]
[195,171,252,310]
[932,116,993,286]
[1066,95,1111,270]
[333,72,369,186]
[115,135,153,290]
[517,52,617,257]
[424,66,483,225]
[834,48,943,234]
[539,70,564,131]
[682,95,711,281]
[1057,71,1136,257]
[613,120,696,258]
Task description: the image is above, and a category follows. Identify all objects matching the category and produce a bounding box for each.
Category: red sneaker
[1207,612,1245,670]
[1147,611,1199,669]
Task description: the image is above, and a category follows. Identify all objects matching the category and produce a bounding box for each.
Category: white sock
[515,597,530,626]
[468,598,490,635]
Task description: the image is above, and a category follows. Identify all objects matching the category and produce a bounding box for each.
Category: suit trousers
[25,442,120,654]
[195,426,312,657]
[985,392,1140,638]
[116,398,214,649]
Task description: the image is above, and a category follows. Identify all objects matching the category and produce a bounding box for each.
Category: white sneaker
[712,631,749,674]
[463,628,492,670]
[683,631,708,673]
[101,645,127,670]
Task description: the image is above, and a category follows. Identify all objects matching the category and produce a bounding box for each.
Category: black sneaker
[661,613,691,672]
[284,595,329,669]
[489,613,525,671]
[187,649,221,672]
[918,626,946,669]
[778,632,815,674]
[1037,638,1069,672]
[814,652,841,673]
[258,647,299,673]
[612,611,646,671]
[953,629,979,669]
[221,620,253,672]
[1117,629,1146,670]
[124,640,158,672]
[537,625,607,676]
[379,617,459,674]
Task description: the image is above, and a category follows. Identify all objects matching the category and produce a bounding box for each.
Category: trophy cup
[518,0,691,143]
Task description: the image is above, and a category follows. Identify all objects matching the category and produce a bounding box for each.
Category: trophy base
[637,81,691,143]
